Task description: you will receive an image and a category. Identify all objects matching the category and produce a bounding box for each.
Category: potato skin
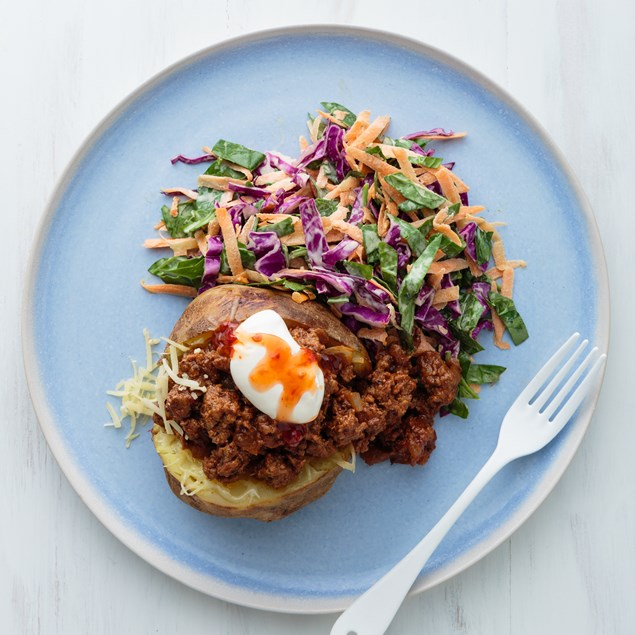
[156,285,367,521]
[169,284,370,363]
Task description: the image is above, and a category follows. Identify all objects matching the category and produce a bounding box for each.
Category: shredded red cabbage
[338,302,391,327]
[266,152,298,175]
[299,199,328,267]
[322,238,359,267]
[228,182,271,198]
[295,138,326,169]
[324,124,348,181]
[403,128,455,140]
[170,153,214,165]
[249,231,286,277]
[441,274,461,318]
[458,222,478,263]
[198,235,223,293]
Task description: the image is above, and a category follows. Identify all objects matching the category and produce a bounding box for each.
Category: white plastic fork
[331,333,606,635]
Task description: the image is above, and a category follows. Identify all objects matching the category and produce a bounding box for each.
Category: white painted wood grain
[2,0,632,633]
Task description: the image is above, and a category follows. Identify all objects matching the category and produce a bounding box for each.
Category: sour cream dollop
[229,309,325,424]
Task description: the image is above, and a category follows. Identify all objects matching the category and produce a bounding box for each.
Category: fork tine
[516,333,580,404]
[543,347,599,419]
[532,338,588,411]
[549,352,607,431]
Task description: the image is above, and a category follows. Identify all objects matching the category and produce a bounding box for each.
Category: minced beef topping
[156,325,461,489]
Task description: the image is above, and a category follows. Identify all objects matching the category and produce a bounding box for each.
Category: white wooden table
[3,1,633,633]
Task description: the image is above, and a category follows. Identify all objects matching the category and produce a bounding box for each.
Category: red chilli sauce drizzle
[235,331,319,423]
[211,322,318,447]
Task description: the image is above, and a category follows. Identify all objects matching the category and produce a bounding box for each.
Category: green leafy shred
[398,234,443,337]
[409,155,444,168]
[343,261,374,279]
[253,217,295,237]
[488,292,529,345]
[390,216,427,257]
[320,101,357,127]
[362,224,381,265]
[211,139,266,171]
[465,364,506,384]
[204,160,245,179]
[220,241,256,274]
[148,256,203,288]
[377,242,398,294]
[384,173,447,211]
[475,228,494,265]
[315,198,339,216]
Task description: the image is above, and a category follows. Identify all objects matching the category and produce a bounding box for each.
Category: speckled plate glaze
[22,26,608,613]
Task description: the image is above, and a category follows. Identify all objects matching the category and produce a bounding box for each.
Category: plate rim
[21,24,610,614]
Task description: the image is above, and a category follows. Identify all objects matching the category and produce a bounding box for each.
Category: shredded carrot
[140,281,197,298]
[501,267,514,298]
[435,167,461,204]
[393,147,418,182]
[349,115,391,149]
[245,270,268,283]
[207,217,220,237]
[432,209,462,245]
[257,213,297,223]
[428,272,443,289]
[492,234,507,268]
[347,146,398,177]
[485,260,527,280]
[255,170,291,186]
[415,131,467,140]
[194,230,207,255]
[197,175,245,191]
[169,196,179,217]
[299,135,308,151]
[459,205,485,216]
[445,170,469,193]
[323,176,359,200]
[385,199,399,219]
[217,273,249,284]
[153,220,166,230]
[216,207,244,276]
[309,115,323,143]
[433,286,460,305]
[224,162,252,181]
[373,144,419,161]
[377,206,389,237]
[161,187,198,199]
[291,291,309,303]
[414,170,438,186]
[379,175,406,204]
[315,164,328,189]
[428,258,469,276]
[344,110,371,145]
[466,253,484,277]
[330,219,363,243]
[238,215,256,244]
[411,217,433,230]
[143,237,197,250]
[357,328,389,344]
[264,177,296,192]
[317,110,348,128]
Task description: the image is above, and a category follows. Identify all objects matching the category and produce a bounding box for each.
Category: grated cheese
[105,329,195,447]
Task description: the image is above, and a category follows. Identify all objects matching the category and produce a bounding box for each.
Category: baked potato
[152,284,369,521]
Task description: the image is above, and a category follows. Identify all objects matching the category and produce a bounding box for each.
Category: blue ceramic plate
[23,26,608,613]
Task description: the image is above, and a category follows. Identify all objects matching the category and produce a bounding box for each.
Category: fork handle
[330,449,511,635]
